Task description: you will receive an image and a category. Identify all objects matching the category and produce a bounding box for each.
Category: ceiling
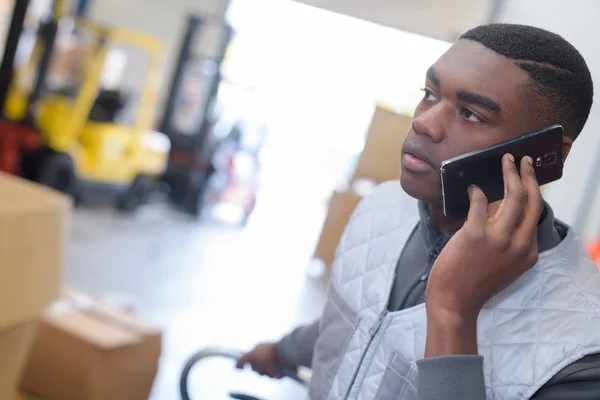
[291,0,497,42]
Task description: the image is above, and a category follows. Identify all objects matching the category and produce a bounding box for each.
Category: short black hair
[460,23,593,140]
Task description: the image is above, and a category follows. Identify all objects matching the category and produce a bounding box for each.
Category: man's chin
[400,172,440,203]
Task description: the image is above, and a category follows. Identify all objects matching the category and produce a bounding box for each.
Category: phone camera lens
[544,153,557,166]
[536,157,542,167]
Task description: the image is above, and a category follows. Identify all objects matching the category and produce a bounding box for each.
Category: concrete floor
[66,188,329,399]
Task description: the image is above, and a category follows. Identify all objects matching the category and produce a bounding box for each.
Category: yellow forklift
[0,0,170,211]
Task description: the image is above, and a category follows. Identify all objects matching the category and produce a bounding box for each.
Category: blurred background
[1,0,600,399]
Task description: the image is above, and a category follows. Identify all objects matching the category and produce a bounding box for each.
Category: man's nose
[411,105,446,143]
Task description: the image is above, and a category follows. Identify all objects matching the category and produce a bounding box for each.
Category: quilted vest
[309,181,600,400]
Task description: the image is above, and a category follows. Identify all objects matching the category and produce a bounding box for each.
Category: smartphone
[440,124,564,217]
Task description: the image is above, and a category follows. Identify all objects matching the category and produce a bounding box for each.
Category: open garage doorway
[223,0,450,197]
[207,0,451,230]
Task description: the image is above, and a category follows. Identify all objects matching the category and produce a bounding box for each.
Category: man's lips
[401,146,436,173]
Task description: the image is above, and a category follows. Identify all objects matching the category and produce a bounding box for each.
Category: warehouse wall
[495,0,600,239]
[291,0,494,42]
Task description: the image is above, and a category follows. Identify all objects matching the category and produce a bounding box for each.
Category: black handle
[179,347,309,400]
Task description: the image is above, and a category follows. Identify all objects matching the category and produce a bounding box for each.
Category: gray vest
[309,181,600,400]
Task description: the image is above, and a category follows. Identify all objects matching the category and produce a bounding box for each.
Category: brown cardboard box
[11,393,40,400]
[313,190,363,268]
[351,105,412,183]
[0,323,37,400]
[20,293,162,400]
[13,391,43,400]
[0,172,69,331]
[0,173,69,400]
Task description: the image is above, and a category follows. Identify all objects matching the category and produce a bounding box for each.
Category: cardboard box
[0,323,37,400]
[313,190,363,268]
[0,173,69,400]
[20,291,162,400]
[0,173,69,330]
[12,392,42,400]
[351,105,412,183]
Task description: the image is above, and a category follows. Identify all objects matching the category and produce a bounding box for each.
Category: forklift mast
[159,14,234,216]
[158,15,203,135]
[0,0,68,176]
[0,0,31,116]
[0,0,71,121]
[26,8,59,120]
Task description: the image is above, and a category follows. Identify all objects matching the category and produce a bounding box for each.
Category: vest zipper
[369,312,387,336]
[343,311,388,400]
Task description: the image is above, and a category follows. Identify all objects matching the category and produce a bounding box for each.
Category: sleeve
[530,354,600,400]
[276,319,320,368]
[416,355,486,400]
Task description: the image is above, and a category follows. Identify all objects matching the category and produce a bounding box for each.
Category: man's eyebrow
[457,90,502,115]
[426,66,440,87]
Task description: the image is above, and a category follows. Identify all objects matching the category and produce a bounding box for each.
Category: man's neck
[427,202,467,234]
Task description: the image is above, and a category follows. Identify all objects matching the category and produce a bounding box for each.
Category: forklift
[159,14,234,217]
[0,0,170,211]
[0,0,51,176]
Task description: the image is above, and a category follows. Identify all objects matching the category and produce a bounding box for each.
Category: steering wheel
[180,347,310,400]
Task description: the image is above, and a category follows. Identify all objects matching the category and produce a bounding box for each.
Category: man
[237,23,600,399]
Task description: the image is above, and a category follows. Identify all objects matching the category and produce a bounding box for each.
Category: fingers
[235,354,248,369]
[495,154,526,233]
[517,156,544,234]
[255,364,282,379]
[235,355,282,379]
[491,154,542,249]
[466,185,488,228]
[265,365,283,379]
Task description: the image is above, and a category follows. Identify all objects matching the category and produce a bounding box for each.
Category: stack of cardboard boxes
[313,105,412,269]
[0,172,163,400]
[0,173,69,400]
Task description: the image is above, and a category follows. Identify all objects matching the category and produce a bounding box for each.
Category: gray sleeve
[531,353,600,399]
[417,355,486,400]
[276,319,320,368]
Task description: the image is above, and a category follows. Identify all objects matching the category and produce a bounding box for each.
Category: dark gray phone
[440,124,564,217]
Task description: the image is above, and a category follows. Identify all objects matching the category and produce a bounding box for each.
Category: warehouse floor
[66,187,329,399]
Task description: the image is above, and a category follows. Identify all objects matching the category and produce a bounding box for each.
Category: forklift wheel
[116,174,154,212]
[36,151,76,195]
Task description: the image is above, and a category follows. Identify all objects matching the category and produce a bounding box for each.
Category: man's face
[400,39,553,204]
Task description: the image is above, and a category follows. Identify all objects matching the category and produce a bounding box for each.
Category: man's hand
[236,342,296,379]
[425,154,543,357]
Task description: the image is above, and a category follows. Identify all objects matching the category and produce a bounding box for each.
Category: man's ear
[562,136,573,162]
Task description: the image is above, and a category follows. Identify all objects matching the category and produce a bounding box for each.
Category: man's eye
[421,88,437,102]
[460,108,483,123]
